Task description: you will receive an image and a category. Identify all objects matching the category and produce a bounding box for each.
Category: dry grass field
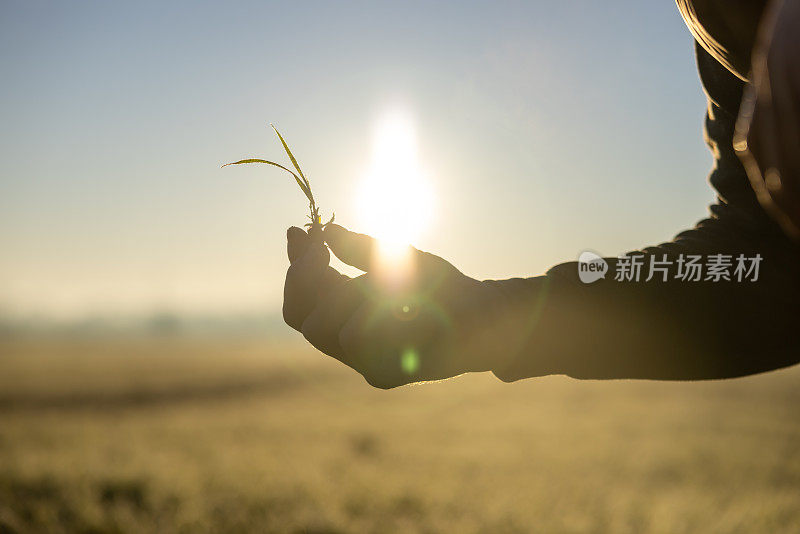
[0,334,798,533]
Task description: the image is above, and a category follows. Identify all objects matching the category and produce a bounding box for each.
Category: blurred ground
[0,334,798,533]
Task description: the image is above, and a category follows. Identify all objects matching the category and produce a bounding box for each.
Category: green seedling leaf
[224,124,332,234]
[222,158,313,204]
[271,124,311,192]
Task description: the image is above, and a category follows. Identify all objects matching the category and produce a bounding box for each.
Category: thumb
[323,224,374,271]
[287,226,310,264]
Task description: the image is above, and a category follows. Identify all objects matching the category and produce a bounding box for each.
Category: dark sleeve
[486,203,800,381]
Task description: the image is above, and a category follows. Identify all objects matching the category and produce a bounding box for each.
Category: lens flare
[401,348,420,375]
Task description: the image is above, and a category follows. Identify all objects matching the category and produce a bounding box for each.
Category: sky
[0,1,714,319]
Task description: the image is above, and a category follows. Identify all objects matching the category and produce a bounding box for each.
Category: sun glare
[356,110,434,252]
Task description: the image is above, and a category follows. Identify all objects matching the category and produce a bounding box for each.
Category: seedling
[223,124,334,239]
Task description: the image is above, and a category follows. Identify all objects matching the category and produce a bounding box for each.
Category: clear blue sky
[0,1,713,318]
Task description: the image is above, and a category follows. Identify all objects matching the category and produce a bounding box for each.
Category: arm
[282,215,800,388]
[489,209,800,382]
[282,0,800,387]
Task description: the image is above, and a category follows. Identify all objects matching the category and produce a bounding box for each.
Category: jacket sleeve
[485,203,800,381]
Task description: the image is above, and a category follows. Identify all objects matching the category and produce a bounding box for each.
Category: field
[0,334,798,533]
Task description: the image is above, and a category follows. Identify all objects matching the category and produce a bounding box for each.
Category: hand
[734,0,800,240]
[283,224,500,388]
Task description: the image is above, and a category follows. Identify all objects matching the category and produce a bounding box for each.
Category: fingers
[736,71,800,239]
[283,229,334,331]
[323,224,454,278]
[734,83,756,157]
[300,274,371,363]
[323,224,374,271]
[771,60,800,172]
[738,96,800,239]
[290,223,468,388]
[767,66,800,229]
[736,3,800,241]
[287,226,310,264]
[749,78,782,176]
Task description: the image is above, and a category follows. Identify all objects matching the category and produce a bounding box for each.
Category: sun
[355,110,434,251]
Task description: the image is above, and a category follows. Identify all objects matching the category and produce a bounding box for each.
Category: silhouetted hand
[283,224,501,388]
[735,0,800,240]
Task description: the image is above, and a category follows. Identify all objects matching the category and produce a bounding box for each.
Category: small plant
[223,124,333,239]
